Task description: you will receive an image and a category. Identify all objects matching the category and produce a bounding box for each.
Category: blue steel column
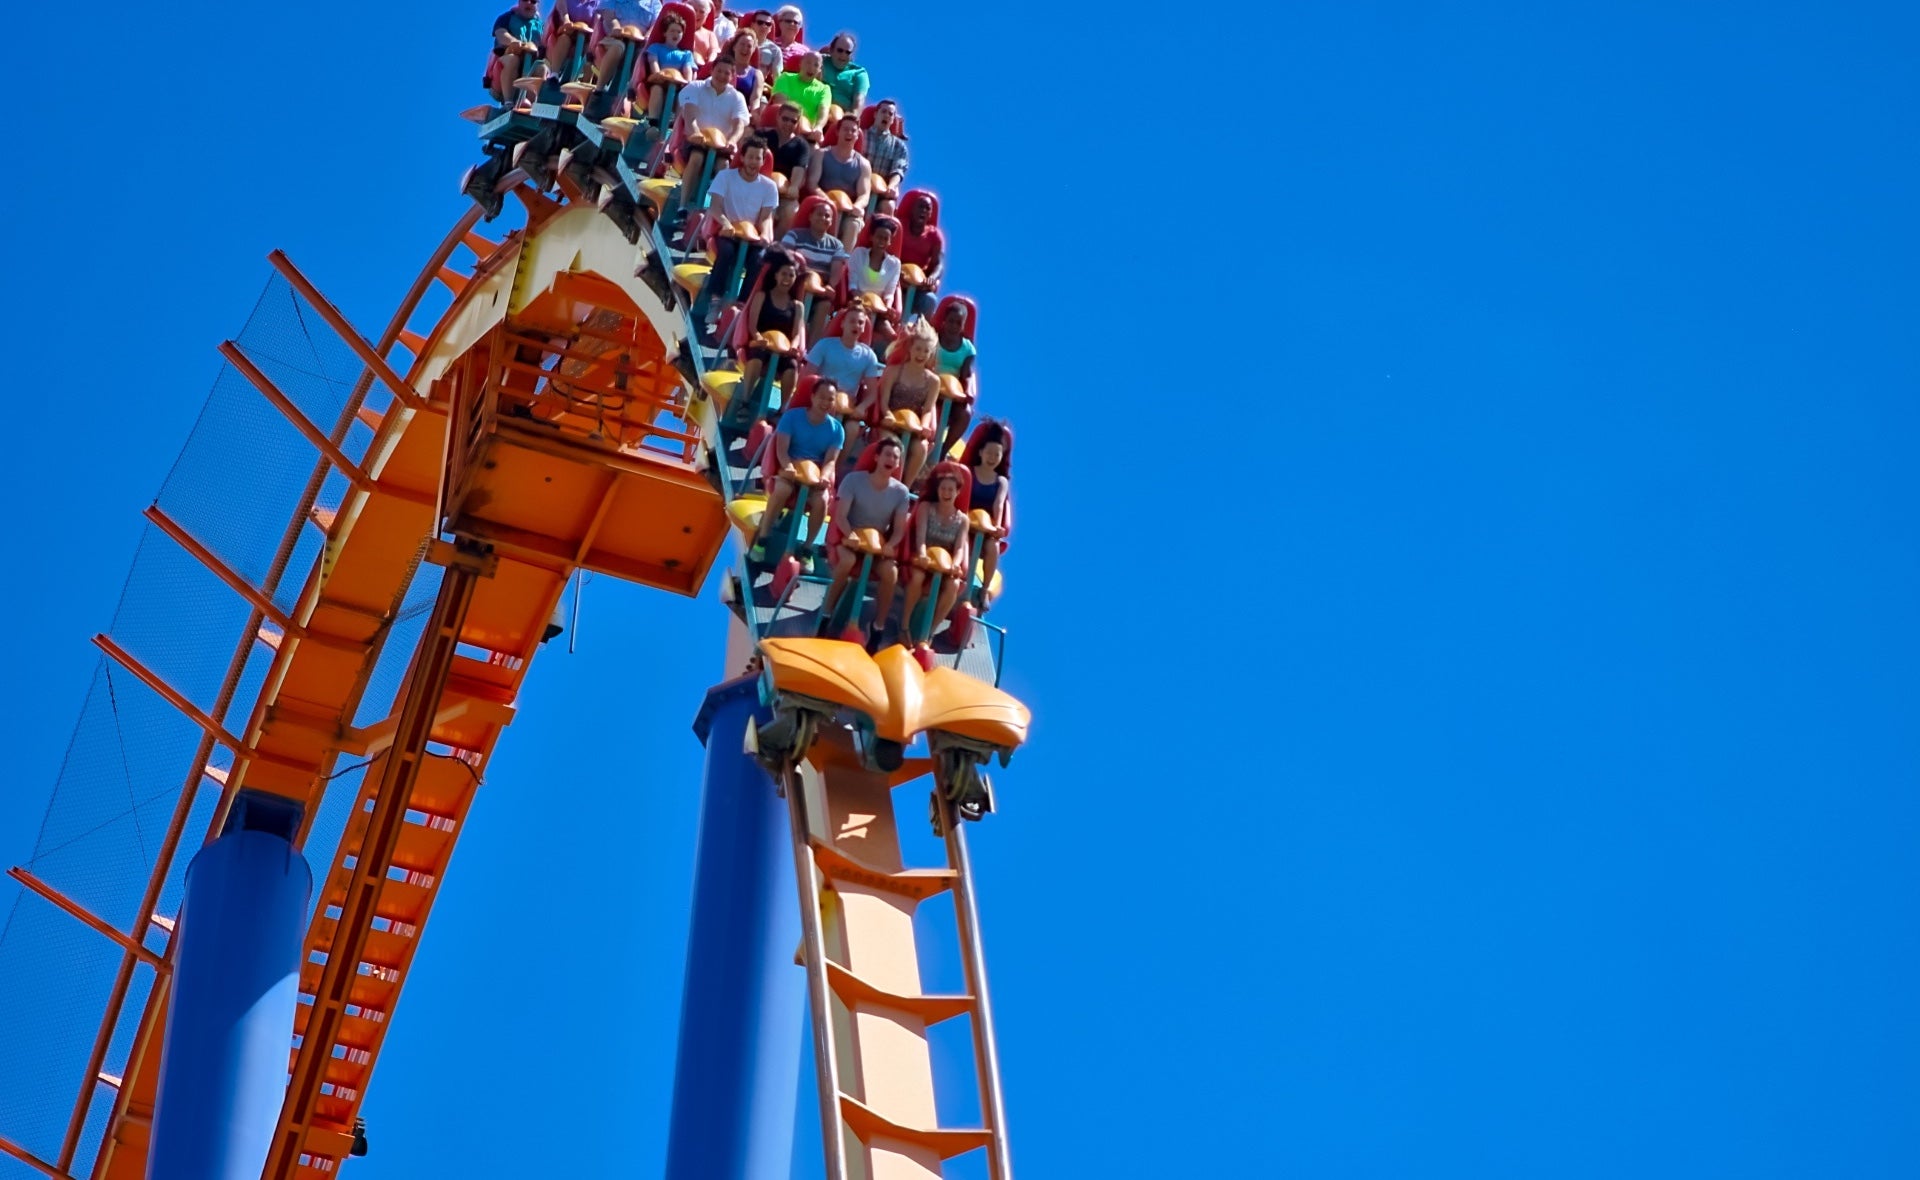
[149,791,312,1180]
[666,676,806,1180]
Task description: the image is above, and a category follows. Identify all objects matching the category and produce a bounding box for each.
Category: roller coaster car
[752,638,1030,822]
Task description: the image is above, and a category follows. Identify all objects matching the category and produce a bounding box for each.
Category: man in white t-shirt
[673,54,750,215]
[693,137,781,329]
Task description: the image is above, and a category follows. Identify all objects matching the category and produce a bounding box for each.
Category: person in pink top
[770,4,809,68]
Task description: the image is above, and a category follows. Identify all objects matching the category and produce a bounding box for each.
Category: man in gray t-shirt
[823,436,913,643]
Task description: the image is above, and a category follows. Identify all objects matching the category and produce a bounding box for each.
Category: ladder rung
[825,961,972,1025]
[837,1095,990,1160]
[810,839,955,901]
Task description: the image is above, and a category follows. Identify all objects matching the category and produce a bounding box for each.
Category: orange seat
[824,188,858,212]
[781,460,824,486]
[967,509,999,536]
[882,408,927,435]
[899,263,927,287]
[937,374,965,401]
[914,546,958,575]
[844,528,888,555]
[754,329,796,354]
[721,218,763,240]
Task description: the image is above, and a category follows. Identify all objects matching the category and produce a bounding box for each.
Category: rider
[930,295,977,452]
[863,317,941,486]
[860,100,909,205]
[819,31,869,113]
[672,52,749,202]
[899,460,972,646]
[805,114,872,245]
[770,49,832,133]
[822,436,912,646]
[490,0,546,108]
[780,194,848,336]
[769,4,809,69]
[750,376,846,559]
[736,250,808,408]
[894,190,945,320]
[806,306,884,436]
[640,4,699,122]
[961,419,1012,607]
[760,101,813,227]
[692,137,780,330]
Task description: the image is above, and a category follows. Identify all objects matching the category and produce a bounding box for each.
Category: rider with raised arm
[805,114,872,246]
[750,376,845,559]
[490,0,546,108]
[819,31,869,114]
[822,437,912,647]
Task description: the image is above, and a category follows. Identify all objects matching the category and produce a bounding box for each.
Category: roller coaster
[0,6,1029,1179]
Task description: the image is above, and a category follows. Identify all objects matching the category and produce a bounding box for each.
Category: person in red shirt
[894,189,945,321]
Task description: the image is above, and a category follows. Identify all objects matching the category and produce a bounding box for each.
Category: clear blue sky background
[3,2,1919,1176]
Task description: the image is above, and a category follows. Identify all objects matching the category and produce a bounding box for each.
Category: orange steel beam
[218,343,373,492]
[75,209,486,1180]
[91,635,249,757]
[141,506,363,657]
[262,545,489,1180]
[0,1132,74,1180]
[6,869,170,974]
[266,251,427,412]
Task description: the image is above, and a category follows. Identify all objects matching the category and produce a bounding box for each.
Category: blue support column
[149,791,311,1180]
[665,676,806,1180]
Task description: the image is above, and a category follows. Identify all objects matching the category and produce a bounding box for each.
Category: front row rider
[820,437,912,648]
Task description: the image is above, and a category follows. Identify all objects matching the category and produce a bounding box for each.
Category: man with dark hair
[763,101,813,227]
[693,138,781,330]
[820,32,869,113]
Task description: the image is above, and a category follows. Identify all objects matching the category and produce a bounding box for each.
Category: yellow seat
[758,639,1030,748]
[638,176,677,207]
[967,509,998,536]
[673,262,712,295]
[727,494,768,537]
[701,369,742,409]
[937,374,965,401]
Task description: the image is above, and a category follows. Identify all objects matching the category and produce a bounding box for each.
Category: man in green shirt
[770,50,832,133]
[820,32,869,113]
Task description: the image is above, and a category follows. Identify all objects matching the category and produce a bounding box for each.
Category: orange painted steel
[75,209,493,1180]
[5,869,170,974]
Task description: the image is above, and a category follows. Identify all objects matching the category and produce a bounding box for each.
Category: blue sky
[4,1,1920,1176]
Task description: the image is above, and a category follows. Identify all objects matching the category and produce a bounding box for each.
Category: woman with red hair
[961,418,1013,608]
[899,460,972,650]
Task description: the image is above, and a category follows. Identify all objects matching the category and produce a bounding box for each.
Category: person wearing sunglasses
[741,10,785,83]
[762,101,813,227]
[770,4,809,69]
[819,31,868,114]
